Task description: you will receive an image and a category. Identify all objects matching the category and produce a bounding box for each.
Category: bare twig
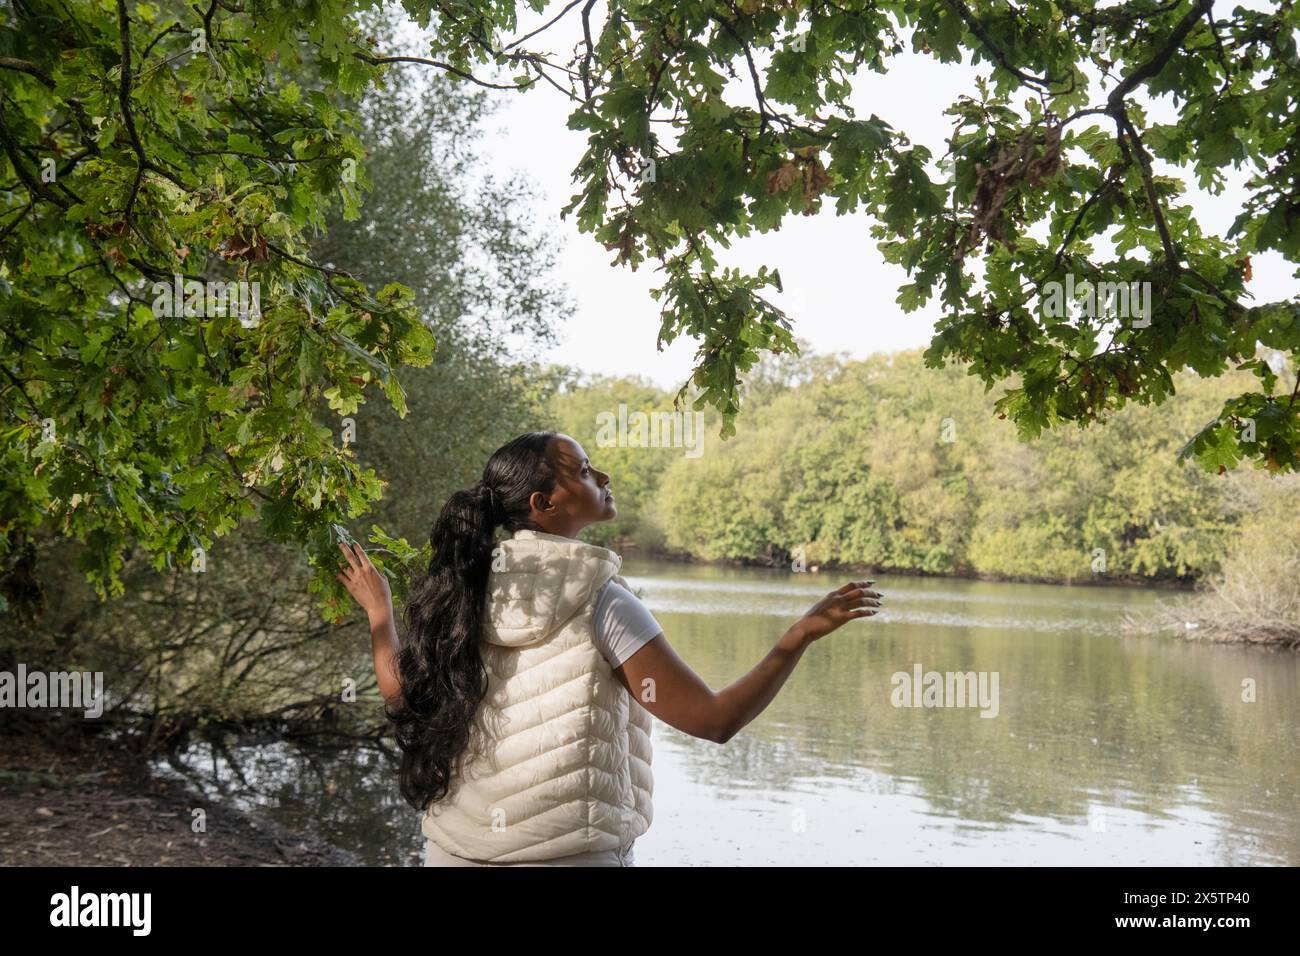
[351,52,531,91]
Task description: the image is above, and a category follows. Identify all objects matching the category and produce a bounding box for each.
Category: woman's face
[529,434,616,537]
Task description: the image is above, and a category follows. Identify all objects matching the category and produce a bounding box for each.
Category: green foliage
[408,0,1300,465]
[645,348,1284,583]
[0,0,439,611]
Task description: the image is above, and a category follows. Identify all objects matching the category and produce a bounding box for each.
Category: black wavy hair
[388,431,559,813]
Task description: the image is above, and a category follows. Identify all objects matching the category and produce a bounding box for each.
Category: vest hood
[482,529,622,649]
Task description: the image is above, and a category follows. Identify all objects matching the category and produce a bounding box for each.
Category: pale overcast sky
[426,3,1295,390]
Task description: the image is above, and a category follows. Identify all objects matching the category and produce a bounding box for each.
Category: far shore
[619,545,1198,591]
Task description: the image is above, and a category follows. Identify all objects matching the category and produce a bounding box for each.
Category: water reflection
[629,560,1298,865]
[154,740,413,866]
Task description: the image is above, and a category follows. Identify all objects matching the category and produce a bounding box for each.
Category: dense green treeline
[551,348,1299,585]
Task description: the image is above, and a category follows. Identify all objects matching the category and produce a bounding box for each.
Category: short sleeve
[591,579,663,670]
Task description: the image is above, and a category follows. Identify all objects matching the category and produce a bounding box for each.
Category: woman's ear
[528,490,552,518]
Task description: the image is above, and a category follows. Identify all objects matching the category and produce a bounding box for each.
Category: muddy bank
[0,729,362,866]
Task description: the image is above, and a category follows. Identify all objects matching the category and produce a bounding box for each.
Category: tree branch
[1106,0,1213,107]
[502,0,586,52]
[946,0,1070,91]
[580,0,598,103]
[1113,106,1177,269]
[0,57,56,88]
[351,52,530,91]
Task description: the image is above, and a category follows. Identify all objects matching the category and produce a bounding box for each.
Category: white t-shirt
[591,578,662,669]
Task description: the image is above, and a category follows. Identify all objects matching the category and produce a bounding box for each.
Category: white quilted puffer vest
[420,528,654,862]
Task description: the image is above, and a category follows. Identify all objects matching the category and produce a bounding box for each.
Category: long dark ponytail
[390,431,559,813]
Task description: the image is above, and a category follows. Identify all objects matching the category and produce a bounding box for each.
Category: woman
[336,430,883,866]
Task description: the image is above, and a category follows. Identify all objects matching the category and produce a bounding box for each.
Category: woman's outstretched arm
[366,608,404,709]
[613,580,881,744]
[336,542,405,709]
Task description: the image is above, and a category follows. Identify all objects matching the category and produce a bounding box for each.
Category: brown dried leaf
[766,160,801,196]
[958,123,1063,259]
[219,233,269,262]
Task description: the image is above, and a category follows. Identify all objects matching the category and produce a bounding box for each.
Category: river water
[156,559,1300,866]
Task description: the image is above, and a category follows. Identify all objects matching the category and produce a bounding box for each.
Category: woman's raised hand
[792,579,882,645]
[336,541,394,624]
